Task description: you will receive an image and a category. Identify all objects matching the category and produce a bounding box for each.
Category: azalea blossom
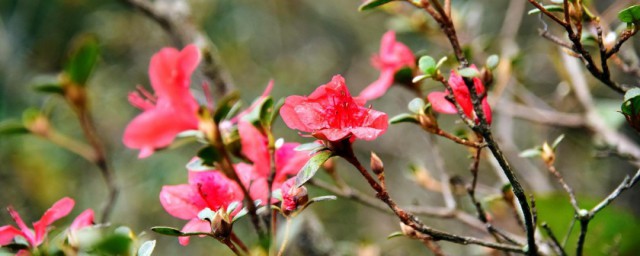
[159,167,244,245]
[427,66,492,124]
[238,120,309,186]
[280,75,389,142]
[359,30,416,100]
[280,178,308,214]
[123,44,201,158]
[0,197,75,248]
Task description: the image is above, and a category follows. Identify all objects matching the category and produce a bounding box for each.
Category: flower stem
[277,218,292,256]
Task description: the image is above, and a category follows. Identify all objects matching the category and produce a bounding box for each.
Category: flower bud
[210,210,233,238]
[370,152,384,176]
[281,178,309,216]
[541,142,555,166]
[400,222,417,238]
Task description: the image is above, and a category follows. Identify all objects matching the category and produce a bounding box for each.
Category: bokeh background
[1,0,639,255]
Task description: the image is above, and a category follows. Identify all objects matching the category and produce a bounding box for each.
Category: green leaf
[92,234,132,254]
[412,74,429,83]
[310,195,337,203]
[408,98,426,114]
[618,5,640,23]
[294,142,324,152]
[435,56,448,69]
[137,240,156,256]
[457,67,480,78]
[387,231,404,239]
[214,91,240,123]
[64,35,100,85]
[486,55,500,70]
[186,157,213,171]
[418,56,437,76]
[151,227,185,236]
[359,0,394,11]
[551,134,565,149]
[22,108,42,126]
[528,5,564,15]
[197,146,221,166]
[295,150,333,187]
[622,89,640,116]
[259,97,274,128]
[270,97,286,126]
[0,120,29,136]
[198,208,216,222]
[33,83,64,95]
[242,96,273,128]
[519,148,541,158]
[389,113,419,124]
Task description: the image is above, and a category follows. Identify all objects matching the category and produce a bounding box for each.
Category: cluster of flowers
[0,30,492,252]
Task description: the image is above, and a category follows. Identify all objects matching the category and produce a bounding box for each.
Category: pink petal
[69,209,94,232]
[7,206,34,246]
[0,225,23,246]
[123,107,198,158]
[482,98,493,124]
[160,185,203,220]
[427,91,458,114]
[16,250,30,256]
[235,163,269,204]
[379,31,397,60]
[238,120,269,176]
[274,143,310,183]
[358,68,395,100]
[280,95,312,133]
[190,170,244,210]
[313,128,351,142]
[33,197,74,246]
[178,219,211,246]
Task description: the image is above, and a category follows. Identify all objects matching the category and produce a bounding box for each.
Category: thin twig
[541,223,567,256]
[589,168,640,217]
[545,164,580,214]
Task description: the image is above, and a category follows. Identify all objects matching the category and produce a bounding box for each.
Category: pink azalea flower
[359,30,416,100]
[123,44,201,158]
[280,178,308,213]
[427,66,492,124]
[0,197,74,248]
[280,75,389,142]
[238,120,310,184]
[159,167,244,245]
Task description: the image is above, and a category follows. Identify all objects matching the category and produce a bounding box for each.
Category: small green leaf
[151,227,185,236]
[528,5,564,15]
[243,96,273,128]
[258,97,274,127]
[137,240,156,256]
[0,120,29,136]
[389,113,419,124]
[270,97,286,126]
[435,56,448,69]
[457,67,480,78]
[418,56,437,76]
[33,83,64,95]
[186,158,213,171]
[552,134,565,149]
[408,98,426,114]
[92,234,132,254]
[197,146,221,166]
[198,208,216,222]
[618,5,640,24]
[519,148,541,158]
[387,231,404,239]
[232,208,249,222]
[486,55,499,70]
[310,195,337,203]
[622,88,640,116]
[359,0,394,11]
[295,150,333,187]
[294,142,324,152]
[412,74,429,83]
[214,91,240,123]
[227,202,240,215]
[64,35,100,86]
[624,88,640,102]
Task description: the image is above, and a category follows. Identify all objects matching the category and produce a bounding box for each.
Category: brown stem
[231,232,250,254]
[434,128,484,148]
[221,237,243,256]
[541,223,567,256]
[546,164,580,213]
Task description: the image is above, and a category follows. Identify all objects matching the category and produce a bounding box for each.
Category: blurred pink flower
[280,178,307,213]
[280,75,388,142]
[159,167,243,245]
[427,66,492,124]
[359,30,415,100]
[123,44,201,158]
[0,197,74,248]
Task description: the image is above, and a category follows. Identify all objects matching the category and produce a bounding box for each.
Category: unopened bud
[400,222,417,238]
[211,210,233,238]
[281,178,309,216]
[370,152,384,176]
[418,113,438,132]
[481,68,493,88]
[541,142,555,166]
[64,85,87,111]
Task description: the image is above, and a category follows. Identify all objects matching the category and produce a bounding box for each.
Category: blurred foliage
[0,0,639,255]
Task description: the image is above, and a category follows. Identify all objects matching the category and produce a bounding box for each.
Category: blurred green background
[1,0,639,255]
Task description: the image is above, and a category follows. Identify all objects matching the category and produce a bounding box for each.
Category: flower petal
[0,225,23,246]
[238,120,269,176]
[358,68,395,100]
[178,219,211,246]
[69,209,94,232]
[160,185,203,220]
[33,197,74,246]
[427,91,458,114]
